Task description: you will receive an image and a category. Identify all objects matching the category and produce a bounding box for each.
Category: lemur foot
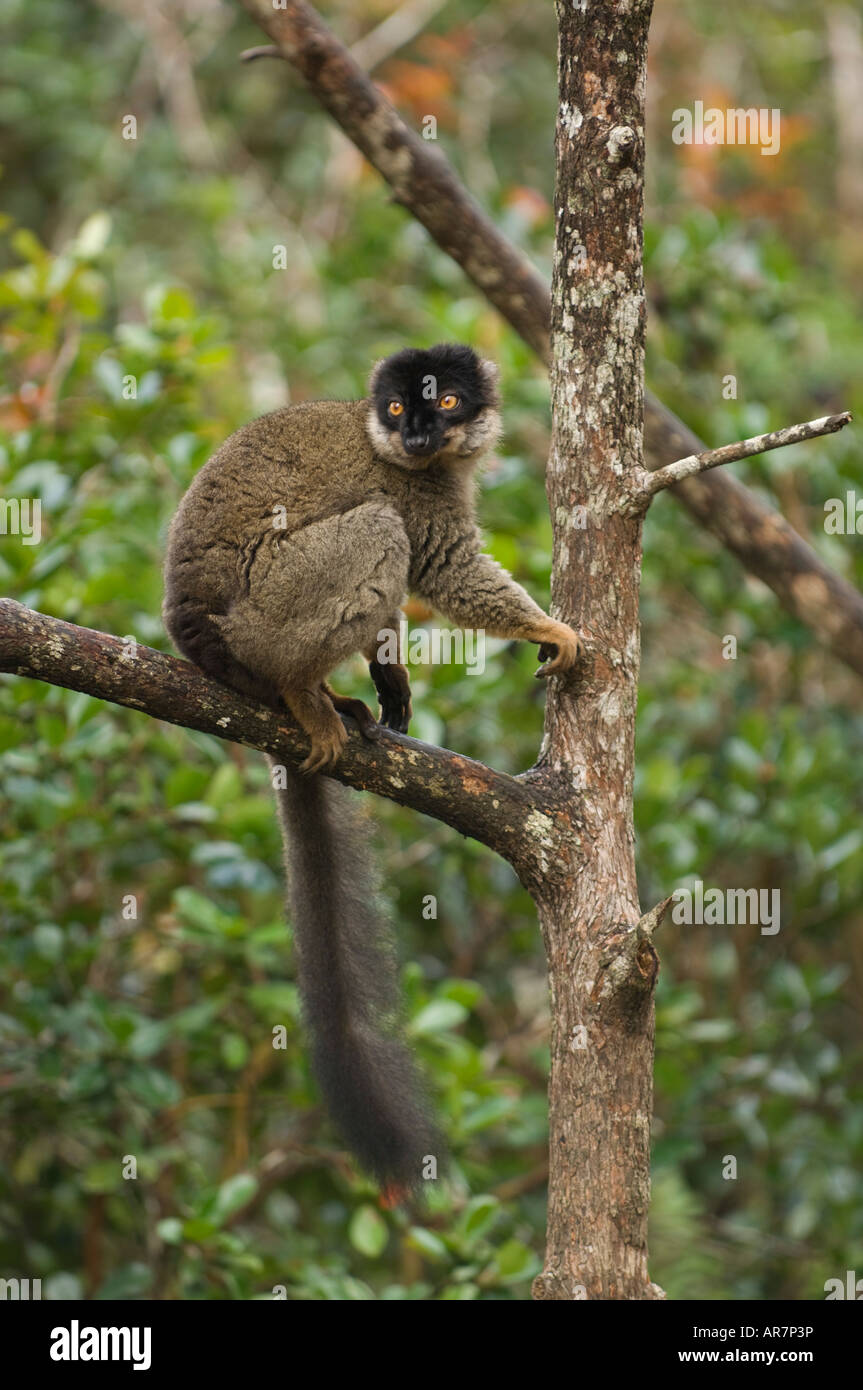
[368,658,412,734]
[299,718,349,775]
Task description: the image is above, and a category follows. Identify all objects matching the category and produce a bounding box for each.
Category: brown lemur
[163,343,580,1199]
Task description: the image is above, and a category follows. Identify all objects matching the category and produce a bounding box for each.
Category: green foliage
[1,0,861,1301]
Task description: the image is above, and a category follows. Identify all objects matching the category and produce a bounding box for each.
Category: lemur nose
[404,433,430,455]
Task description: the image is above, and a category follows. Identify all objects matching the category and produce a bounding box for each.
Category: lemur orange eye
[439,393,459,410]
[387,400,404,417]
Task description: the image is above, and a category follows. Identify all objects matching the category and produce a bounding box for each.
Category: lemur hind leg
[365,615,412,734]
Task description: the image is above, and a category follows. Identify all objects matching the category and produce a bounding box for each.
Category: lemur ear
[477,357,502,406]
[367,359,386,397]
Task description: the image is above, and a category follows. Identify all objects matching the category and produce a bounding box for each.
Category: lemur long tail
[270,761,444,1194]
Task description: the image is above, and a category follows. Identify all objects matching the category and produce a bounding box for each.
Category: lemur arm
[411,523,580,675]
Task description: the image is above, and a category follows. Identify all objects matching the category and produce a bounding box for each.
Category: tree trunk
[532,0,663,1301]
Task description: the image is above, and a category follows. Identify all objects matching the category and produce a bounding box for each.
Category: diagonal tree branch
[0,599,572,888]
[236,0,863,679]
[236,0,572,362]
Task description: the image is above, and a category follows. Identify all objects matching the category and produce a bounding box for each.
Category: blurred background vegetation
[1,0,862,1300]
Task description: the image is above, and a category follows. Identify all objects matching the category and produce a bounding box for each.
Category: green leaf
[459,1195,501,1241]
[461,1096,516,1134]
[81,1161,123,1194]
[349,1204,388,1259]
[125,1065,182,1109]
[221,1033,249,1070]
[206,761,243,807]
[172,886,237,935]
[33,923,63,960]
[409,999,468,1037]
[247,983,299,1019]
[406,1226,447,1261]
[156,1218,183,1245]
[11,227,48,265]
[74,212,112,259]
[212,1172,258,1225]
[147,284,195,324]
[439,979,484,1009]
[128,1018,171,1059]
[492,1238,538,1283]
[182,1218,218,1243]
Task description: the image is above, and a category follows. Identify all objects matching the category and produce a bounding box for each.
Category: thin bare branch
[640,411,853,499]
[348,0,448,73]
[243,0,448,72]
[239,44,281,62]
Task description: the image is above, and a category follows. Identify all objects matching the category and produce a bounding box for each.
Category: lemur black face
[367,343,501,470]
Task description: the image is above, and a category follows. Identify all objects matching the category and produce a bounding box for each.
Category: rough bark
[237,0,863,680]
[530,0,664,1302]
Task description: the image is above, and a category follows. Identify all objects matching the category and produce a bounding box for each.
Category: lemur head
[367,343,502,471]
